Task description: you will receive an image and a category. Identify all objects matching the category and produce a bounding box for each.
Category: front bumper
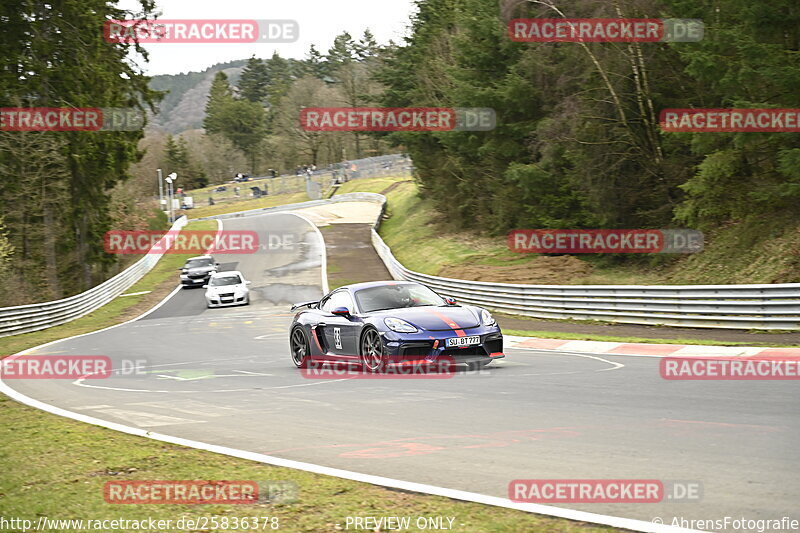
[181,276,209,286]
[206,294,248,307]
[382,328,504,366]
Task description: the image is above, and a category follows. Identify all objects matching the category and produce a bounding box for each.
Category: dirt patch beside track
[322,223,391,289]
[439,255,593,284]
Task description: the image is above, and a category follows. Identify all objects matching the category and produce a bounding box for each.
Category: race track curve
[5,210,799,531]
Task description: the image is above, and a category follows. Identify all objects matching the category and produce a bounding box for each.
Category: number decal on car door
[334,327,342,350]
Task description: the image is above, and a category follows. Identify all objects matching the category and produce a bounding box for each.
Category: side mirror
[202,285,208,289]
[332,307,351,316]
[215,263,220,268]
[245,280,252,285]
[444,296,457,305]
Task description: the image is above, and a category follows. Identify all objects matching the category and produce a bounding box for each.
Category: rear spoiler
[290,300,318,311]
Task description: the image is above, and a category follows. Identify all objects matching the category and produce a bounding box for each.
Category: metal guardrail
[364,195,800,330]
[0,216,189,338]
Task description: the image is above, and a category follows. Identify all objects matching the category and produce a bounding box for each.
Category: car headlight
[480,309,496,327]
[384,317,418,333]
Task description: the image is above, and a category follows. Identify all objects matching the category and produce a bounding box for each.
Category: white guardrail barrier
[0,216,188,338]
[3,191,799,336]
[361,194,800,330]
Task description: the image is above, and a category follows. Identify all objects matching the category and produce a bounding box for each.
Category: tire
[290,326,312,368]
[360,328,387,372]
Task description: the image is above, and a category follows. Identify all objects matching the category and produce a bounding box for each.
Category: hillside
[374,179,800,286]
[147,60,247,133]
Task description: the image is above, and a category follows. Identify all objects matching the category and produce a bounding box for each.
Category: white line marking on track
[512,352,625,376]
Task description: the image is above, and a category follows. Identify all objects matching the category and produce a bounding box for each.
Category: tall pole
[168,180,174,223]
[157,168,164,211]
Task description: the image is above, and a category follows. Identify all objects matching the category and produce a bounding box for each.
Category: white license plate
[445,336,480,348]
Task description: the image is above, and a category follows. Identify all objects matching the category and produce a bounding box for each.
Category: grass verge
[378,182,800,285]
[503,329,796,348]
[334,176,411,195]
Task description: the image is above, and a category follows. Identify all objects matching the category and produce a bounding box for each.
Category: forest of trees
[133,31,397,193]
[377,0,800,236]
[0,0,160,303]
[2,0,799,304]
[200,31,393,177]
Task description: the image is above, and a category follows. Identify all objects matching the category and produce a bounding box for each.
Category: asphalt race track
[5,211,799,530]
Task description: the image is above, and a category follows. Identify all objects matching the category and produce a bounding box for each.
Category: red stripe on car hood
[424,309,466,336]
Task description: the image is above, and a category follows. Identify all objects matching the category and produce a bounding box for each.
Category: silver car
[204,271,251,308]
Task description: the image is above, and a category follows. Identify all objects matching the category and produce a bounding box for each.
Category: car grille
[441,346,486,357]
[220,293,235,298]
[400,345,431,357]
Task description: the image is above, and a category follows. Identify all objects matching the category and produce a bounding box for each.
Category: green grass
[377,181,800,285]
[379,182,535,274]
[503,329,797,348]
[334,175,410,195]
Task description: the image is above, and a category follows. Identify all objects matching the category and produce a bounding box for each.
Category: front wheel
[360,328,387,372]
[290,327,311,368]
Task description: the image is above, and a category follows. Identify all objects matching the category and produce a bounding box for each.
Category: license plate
[445,336,480,348]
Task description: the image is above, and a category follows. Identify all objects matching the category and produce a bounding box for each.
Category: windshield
[355,284,444,313]
[210,275,242,286]
[186,258,213,268]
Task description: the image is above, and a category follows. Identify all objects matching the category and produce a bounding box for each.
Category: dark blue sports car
[289,281,504,371]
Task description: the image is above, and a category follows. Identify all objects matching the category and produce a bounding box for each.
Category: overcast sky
[118,0,417,75]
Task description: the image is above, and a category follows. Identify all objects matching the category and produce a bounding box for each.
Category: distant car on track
[179,255,219,288]
[289,281,504,371]
[204,271,251,308]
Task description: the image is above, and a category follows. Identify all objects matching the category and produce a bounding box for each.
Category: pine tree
[355,29,379,61]
[238,56,270,105]
[304,44,328,79]
[264,52,294,107]
[203,71,234,134]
